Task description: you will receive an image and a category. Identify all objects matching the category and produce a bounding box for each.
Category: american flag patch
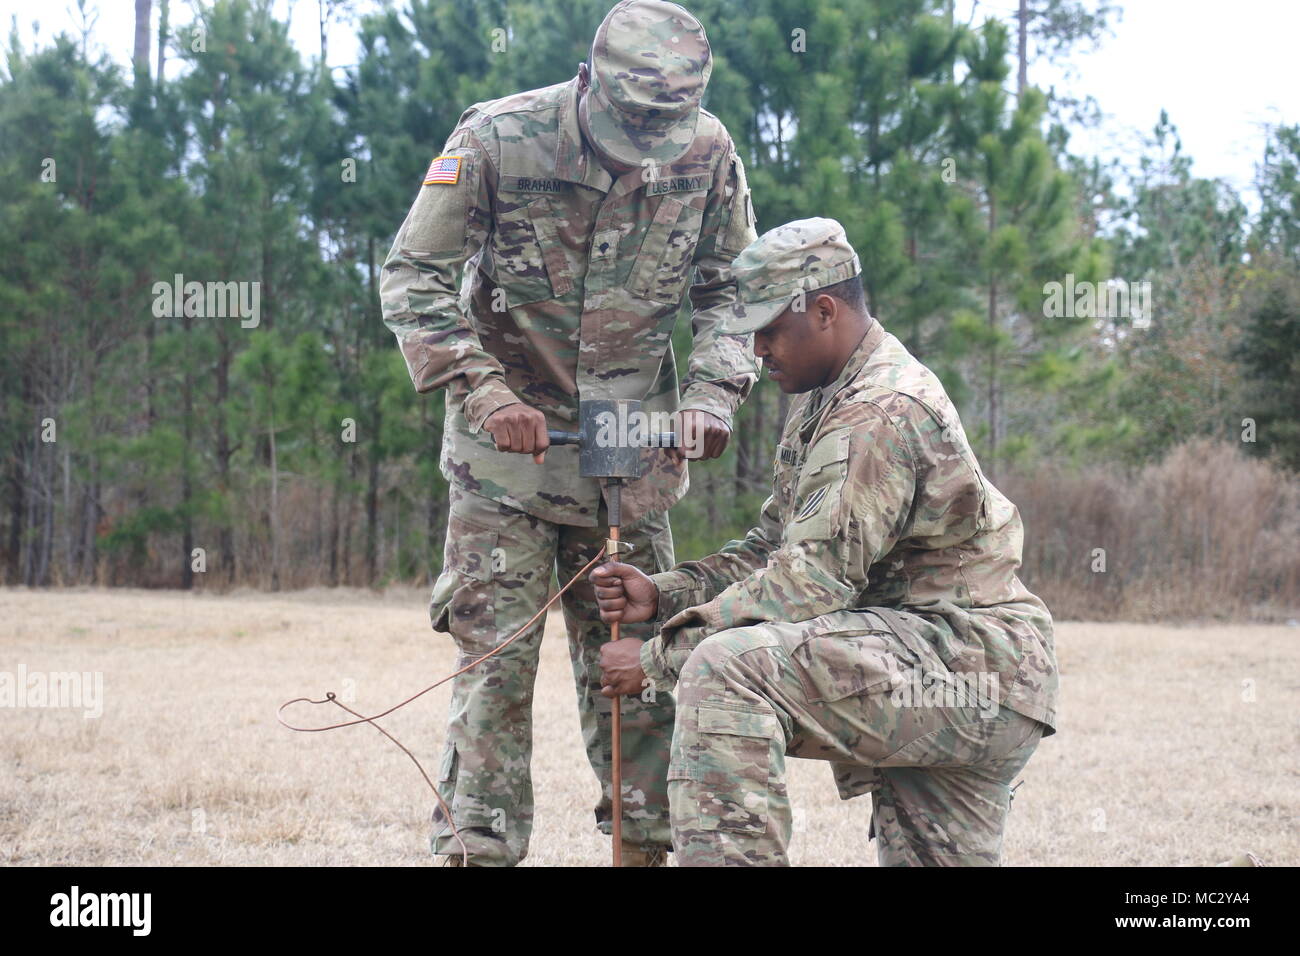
[423,155,461,186]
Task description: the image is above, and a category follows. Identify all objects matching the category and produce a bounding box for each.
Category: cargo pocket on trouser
[429,514,498,659]
[790,630,907,704]
[431,742,510,840]
[669,705,783,835]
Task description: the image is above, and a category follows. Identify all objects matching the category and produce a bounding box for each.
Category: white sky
[3,0,1296,206]
[958,0,1297,202]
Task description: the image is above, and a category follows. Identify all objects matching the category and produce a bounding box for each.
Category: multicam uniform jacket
[640,321,1059,735]
[379,77,759,527]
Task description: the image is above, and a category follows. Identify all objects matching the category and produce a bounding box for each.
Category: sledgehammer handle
[545,429,679,450]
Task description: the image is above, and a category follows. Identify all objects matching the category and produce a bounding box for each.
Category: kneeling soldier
[591,218,1058,866]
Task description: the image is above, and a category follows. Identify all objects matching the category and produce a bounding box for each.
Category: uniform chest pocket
[772,444,800,513]
[490,195,573,309]
[627,196,705,303]
[782,431,852,542]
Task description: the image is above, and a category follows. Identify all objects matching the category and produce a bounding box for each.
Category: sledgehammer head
[545,399,678,478]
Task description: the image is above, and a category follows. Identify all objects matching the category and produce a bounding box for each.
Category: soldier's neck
[819,325,872,390]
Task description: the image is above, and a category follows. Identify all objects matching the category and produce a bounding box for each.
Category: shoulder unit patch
[794,486,829,522]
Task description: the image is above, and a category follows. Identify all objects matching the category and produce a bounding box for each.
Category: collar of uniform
[798,320,887,439]
[555,76,614,193]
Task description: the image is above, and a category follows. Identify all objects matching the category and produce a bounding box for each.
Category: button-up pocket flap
[675,705,779,834]
[430,514,499,651]
[627,196,703,303]
[444,516,497,582]
[699,707,782,739]
[526,196,573,296]
[772,442,799,509]
[491,195,556,307]
[801,429,851,476]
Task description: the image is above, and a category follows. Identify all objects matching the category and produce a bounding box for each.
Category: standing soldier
[593,218,1058,866]
[379,0,757,866]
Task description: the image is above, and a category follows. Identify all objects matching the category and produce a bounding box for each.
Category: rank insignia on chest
[423,155,462,186]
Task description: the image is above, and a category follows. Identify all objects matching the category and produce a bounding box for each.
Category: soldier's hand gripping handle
[483,403,550,463]
[589,562,659,624]
[669,409,731,464]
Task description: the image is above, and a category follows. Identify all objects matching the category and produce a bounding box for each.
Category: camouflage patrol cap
[722,218,863,335]
[583,0,712,167]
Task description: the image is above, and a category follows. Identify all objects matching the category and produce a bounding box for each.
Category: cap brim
[583,87,699,167]
[721,296,792,335]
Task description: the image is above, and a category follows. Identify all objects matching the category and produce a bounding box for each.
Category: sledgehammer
[546,399,679,866]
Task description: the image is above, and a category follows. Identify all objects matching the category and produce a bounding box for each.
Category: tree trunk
[907,232,920,354]
[37,450,54,586]
[329,473,342,586]
[703,462,719,530]
[1017,0,1029,99]
[318,0,329,77]
[181,312,194,590]
[80,474,100,583]
[216,328,236,585]
[986,191,999,478]
[133,0,153,79]
[733,412,751,499]
[342,447,357,585]
[62,442,73,582]
[6,444,25,582]
[156,0,168,81]
[365,418,381,585]
[269,414,280,592]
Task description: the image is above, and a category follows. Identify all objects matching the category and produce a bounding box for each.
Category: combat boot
[619,843,670,867]
[1215,852,1266,866]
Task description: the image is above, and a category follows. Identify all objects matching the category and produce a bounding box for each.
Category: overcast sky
[3,0,1295,206]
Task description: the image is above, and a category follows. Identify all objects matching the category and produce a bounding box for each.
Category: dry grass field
[1,587,1296,867]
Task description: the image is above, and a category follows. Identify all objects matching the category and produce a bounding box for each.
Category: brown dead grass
[0,587,1296,866]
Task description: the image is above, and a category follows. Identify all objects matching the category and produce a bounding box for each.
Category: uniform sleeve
[677,143,759,425]
[378,121,519,433]
[640,409,916,689]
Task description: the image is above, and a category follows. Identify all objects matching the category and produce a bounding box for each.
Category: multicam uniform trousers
[429,486,676,865]
[668,608,1046,866]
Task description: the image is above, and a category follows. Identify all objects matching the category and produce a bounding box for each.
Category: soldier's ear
[814,293,837,330]
[577,61,590,91]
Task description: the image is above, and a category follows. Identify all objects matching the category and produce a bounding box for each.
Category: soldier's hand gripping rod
[546,399,679,867]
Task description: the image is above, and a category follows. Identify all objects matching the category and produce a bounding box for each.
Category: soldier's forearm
[652,527,777,610]
[679,379,748,425]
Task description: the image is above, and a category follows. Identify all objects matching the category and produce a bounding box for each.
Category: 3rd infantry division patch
[795,486,828,521]
[423,155,461,186]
